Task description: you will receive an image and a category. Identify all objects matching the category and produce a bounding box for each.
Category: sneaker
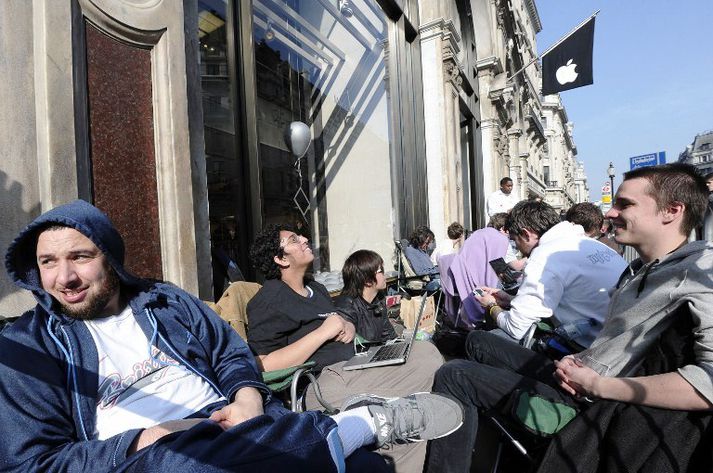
[341,392,463,448]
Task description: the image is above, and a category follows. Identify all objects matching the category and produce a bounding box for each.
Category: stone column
[419,19,463,243]
[507,127,523,199]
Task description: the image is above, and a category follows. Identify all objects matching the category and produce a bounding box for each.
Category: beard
[59,268,121,320]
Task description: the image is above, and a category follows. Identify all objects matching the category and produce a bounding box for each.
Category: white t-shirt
[85,307,224,440]
[486,189,519,217]
[431,237,463,265]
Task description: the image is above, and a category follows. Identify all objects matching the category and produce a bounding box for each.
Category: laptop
[342,294,429,371]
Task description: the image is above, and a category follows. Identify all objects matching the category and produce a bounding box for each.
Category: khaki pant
[305,341,444,473]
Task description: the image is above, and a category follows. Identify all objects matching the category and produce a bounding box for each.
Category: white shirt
[487,189,519,217]
[496,221,628,347]
[431,237,463,265]
[85,307,224,440]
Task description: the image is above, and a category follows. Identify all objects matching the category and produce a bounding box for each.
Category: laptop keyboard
[371,342,408,362]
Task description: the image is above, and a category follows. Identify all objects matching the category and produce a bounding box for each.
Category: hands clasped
[554,356,601,399]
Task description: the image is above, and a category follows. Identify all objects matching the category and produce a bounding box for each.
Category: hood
[623,240,711,297]
[539,221,585,245]
[5,199,146,311]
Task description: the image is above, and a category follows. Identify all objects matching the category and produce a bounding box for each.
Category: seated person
[247,225,446,472]
[447,222,510,327]
[0,200,463,473]
[426,163,713,473]
[403,225,440,291]
[334,249,397,343]
[430,222,465,265]
[473,200,627,348]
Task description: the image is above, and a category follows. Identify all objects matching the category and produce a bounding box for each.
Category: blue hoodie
[0,200,271,472]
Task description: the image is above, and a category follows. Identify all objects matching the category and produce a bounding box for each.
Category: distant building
[573,161,590,203]
[678,130,713,176]
[541,94,581,210]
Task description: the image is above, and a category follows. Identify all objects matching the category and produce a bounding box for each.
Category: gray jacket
[577,241,713,403]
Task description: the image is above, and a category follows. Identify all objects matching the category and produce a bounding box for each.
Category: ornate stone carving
[443,59,463,87]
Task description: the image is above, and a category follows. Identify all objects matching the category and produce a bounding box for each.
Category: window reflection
[252,0,391,270]
[198,0,246,300]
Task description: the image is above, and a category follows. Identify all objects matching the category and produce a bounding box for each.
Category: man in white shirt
[486,177,519,218]
[475,200,627,348]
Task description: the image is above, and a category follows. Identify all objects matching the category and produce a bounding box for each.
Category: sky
[535,1,713,199]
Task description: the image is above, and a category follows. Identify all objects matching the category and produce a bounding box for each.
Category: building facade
[541,94,580,210]
[678,130,713,176]
[0,0,587,315]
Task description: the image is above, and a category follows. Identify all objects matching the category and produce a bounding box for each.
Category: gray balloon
[284,121,311,158]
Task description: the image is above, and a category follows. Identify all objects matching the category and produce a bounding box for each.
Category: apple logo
[556,59,579,85]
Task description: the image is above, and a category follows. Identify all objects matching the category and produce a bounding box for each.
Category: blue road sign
[629,151,666,170]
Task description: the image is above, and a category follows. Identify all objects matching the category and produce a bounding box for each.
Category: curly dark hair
[506,200,560,238]
[565,203,603,236]
[249,223,293,280]
[409,225,435,248]
[341,249,384,299]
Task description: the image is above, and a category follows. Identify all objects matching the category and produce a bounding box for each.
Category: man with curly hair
[247,224,446,472]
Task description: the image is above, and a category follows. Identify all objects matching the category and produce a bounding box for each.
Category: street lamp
[607,162,615,197]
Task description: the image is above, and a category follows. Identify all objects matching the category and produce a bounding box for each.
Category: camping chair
[206,281,328,412]
[485,389,578,472]
[395,239,445,315]
[485,320,581,472]
[394,239,428,293]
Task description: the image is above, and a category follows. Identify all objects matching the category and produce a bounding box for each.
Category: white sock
[330,406,377,456]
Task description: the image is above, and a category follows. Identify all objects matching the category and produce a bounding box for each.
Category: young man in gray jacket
[555,163,713,410]
[427,163,713,473]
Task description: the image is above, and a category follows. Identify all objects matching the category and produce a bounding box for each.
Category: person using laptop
[334,249,397,343]
[247,224,444,472]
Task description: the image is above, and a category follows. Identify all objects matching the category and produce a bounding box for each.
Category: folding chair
[486,320,581,472]
[486,390,578,473]
[394,239,428,293]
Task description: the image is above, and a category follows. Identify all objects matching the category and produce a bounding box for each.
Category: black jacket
[334,294,396,343]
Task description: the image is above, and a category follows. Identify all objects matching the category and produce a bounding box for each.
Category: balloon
[283,121,311,158]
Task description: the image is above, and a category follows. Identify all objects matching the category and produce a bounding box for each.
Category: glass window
[251,0,394,270]
[198,1,248,301]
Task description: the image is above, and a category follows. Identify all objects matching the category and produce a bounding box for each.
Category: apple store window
[251,0,398,270]
[197,1,250,300]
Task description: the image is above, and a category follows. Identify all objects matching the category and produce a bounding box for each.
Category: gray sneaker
[341,392,464,448]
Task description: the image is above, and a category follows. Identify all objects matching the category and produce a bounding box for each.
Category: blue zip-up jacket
[0,200,271,472]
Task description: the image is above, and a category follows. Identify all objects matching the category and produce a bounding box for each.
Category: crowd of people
[1,162,712,472]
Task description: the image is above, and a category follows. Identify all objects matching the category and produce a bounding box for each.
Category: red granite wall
[85,22,163,280]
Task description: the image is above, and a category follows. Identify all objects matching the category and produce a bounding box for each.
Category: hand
[318,314,348,342]
[474,292,497,308]
[209,387,264,430]
[128,418,203,455]
[554,356,601,398]
[480,287,513,307]
[335,320,356,344]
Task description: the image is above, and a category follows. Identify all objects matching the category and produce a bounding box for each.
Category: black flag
[542,18,595,95]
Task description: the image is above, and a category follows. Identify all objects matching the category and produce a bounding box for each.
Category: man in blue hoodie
[0,200,462,473]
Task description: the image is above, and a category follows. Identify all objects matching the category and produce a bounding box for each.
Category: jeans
[119,402,392,473]
[426,330,576,473]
